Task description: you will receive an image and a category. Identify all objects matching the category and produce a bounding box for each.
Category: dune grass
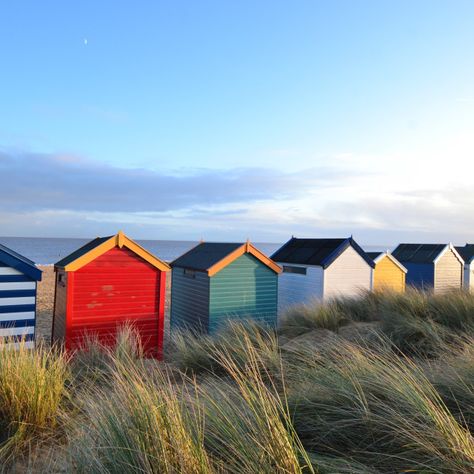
[2,289,474,472]
[70,357,214,474]
[278,287,474,355]
[0,339,70,463]
[200,329,314,473]
[70,325,312,473]
[278,303,347,336]
[286,339,474,472]
[169,320,280,378]
[165,290,474,472]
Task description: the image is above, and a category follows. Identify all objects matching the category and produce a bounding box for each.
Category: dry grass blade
[69,348,215,474]
[0,339,70,463]
[202,326,316,474]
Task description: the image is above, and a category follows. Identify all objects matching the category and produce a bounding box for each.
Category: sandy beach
[36,266,55,344]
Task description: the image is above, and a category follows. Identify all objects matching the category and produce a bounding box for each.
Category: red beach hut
[52,231,170,358]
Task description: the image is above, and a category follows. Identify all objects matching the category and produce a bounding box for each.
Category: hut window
[58,273,66,286]
[283,265,307,275]
[184,269,196,279]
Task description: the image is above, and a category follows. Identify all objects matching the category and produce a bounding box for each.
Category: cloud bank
[1,149,473,245]
[0,151,340,212]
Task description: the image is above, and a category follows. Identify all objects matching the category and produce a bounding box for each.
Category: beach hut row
[0,232,472,354]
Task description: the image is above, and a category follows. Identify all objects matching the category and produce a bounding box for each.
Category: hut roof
[366,251,383,261]
[366,251,407,272]
[271,237,375,269]
[455,244,474,264]
[392,244,449,264]
[55,236,112,268]
[54,231,170,272]
[171,242,281,276]
[0,243,42,281]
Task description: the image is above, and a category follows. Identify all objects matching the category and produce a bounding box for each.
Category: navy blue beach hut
[0,244,42,348]
[392,243,463,292]
[170,242,282,333]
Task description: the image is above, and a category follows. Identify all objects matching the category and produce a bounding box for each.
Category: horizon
[1,1,473,244]
[0,234,466,249]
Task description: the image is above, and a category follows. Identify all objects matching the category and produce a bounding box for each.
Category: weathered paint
[53,246,166,358]
[434,248,463,292]
[209,253,278,333]
[372,255,405,292]
[277,265,324,317]
[170,268,210,332]
[324,245,372,299]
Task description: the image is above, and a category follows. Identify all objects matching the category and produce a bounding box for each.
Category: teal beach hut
[170,242,281,333]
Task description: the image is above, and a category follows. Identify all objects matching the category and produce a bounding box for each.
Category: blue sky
[1,1,473,244]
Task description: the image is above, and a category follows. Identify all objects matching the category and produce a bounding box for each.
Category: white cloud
[1,137,474,245]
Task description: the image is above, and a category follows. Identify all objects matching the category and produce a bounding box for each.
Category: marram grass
[2,289,474,472]
[0,339,70,462]
[70,357,214,474]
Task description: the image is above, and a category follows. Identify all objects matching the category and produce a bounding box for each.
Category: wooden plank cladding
[170,242,280,334]
[0,244,42,348]
[52,232,170,359]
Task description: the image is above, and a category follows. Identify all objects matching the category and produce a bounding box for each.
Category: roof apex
[55,232,170,272]
[0,243,42,281]
[171,241,281,275]
[271,236,375,268]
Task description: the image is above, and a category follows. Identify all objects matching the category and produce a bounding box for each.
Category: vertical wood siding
[63,247,163,356]
[170,268,210,332]
[209,254,278,333]
[0,262,36,348]
[324,246,372,299]
[277,265,324,317]
[404,263,434,289]
[434,248,463,292]
[373,256,405,292]
[52,270,68,343]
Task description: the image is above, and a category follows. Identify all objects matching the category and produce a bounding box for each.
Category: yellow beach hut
[366,251,407,292]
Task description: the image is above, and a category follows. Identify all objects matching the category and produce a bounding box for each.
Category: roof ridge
[0,243,42,281]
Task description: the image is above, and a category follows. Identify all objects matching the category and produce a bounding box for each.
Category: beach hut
[52,231,170,357]
[366,251,407,292]
[0,244,42,348]
[170,241,281,333]
[455,244,474,292]
[392,243,464,292]
[271,237,374,315]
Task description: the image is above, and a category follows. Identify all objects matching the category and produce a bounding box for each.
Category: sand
[36,266,55,344]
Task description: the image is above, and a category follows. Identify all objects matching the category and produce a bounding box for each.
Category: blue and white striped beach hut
[0,244,42,348]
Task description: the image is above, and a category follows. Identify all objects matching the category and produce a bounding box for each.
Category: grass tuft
[0,339,70,462]
[279,303,347,337]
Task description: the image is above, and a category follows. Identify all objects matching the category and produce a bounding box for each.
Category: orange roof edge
[64,232,171,272]
[246,242,282,274]
[207,242,282,277]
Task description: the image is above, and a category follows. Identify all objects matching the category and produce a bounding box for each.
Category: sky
[0,1,473,245]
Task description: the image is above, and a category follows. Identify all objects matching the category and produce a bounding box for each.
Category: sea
[0,237,284,265]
